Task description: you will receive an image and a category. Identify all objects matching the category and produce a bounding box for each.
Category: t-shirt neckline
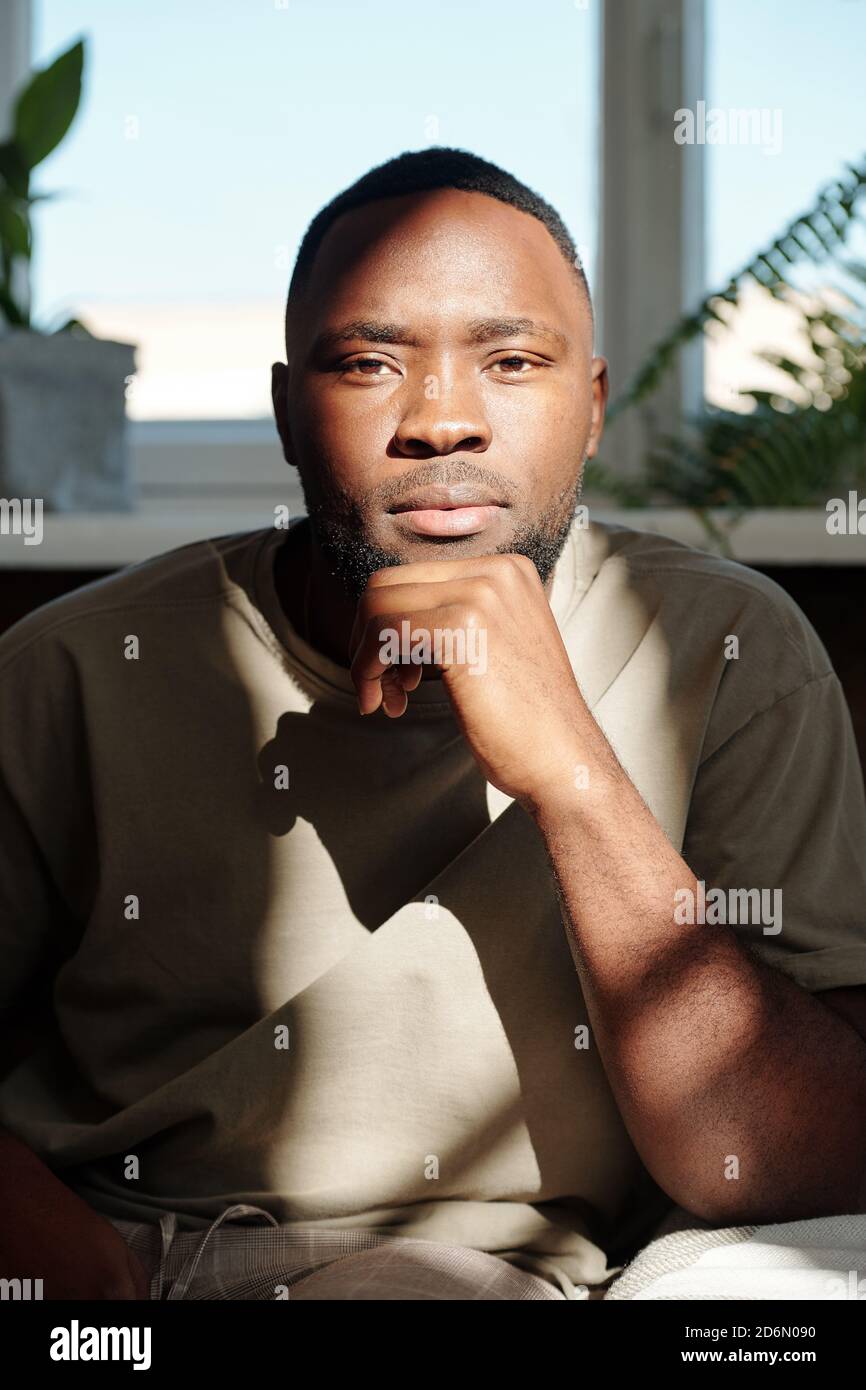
[249,516,585,708]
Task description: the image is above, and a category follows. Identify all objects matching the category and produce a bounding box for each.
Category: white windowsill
[0,418,862,569]
[1,502,863,569]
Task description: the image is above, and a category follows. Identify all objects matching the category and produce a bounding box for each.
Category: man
[1,148,866,1302]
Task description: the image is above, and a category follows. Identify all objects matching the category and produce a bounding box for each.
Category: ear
[585,355,609,460]
[271,362,296,468]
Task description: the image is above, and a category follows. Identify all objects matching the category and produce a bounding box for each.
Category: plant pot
[0,329,137,510]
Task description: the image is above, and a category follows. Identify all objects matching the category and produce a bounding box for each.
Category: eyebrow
[310,316,569,356]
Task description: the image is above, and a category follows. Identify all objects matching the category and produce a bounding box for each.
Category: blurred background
[0,0,864,752]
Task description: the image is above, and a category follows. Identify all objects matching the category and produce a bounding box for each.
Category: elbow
[658,1171,864,1229]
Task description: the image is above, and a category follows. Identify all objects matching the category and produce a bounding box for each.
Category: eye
[341,357,398,376]
[491,355,538,374]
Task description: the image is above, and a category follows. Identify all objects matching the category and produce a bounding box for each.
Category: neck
[277,519,357,666]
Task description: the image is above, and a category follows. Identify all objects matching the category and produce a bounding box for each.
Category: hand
[0,1131,151,1300]
[348,552,592,809]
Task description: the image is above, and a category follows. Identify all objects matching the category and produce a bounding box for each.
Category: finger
[349,578,485,661]
[351,615,397,714]
[348,578,456,659]
[364,551,536,589]
[398,664,424,693]
[351,607,459,713]
[348,553,540,658]
[381,668,409,718]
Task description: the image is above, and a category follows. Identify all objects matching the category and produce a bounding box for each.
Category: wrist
[519,754,625,832]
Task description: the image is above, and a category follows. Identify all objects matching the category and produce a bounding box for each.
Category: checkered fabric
[111,1204,577,1300]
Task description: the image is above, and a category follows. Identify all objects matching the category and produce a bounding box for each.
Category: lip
[388,484,508,512]
[386,483,509,538]
[392,504,504,537]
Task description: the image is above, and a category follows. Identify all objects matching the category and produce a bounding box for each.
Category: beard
[298,462,586,599]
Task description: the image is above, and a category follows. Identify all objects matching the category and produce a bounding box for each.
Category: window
[31,0,600,423]
[704,0,866,410]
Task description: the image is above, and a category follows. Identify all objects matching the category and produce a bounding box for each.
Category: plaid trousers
[111,1204,582,1301]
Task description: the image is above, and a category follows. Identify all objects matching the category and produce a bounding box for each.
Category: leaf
[0,196,30,257]
[0,141,30,197]
[610,156,866,416]
[13,39,84,170]
[53,315,93,336]
[0,281,27,327]
[802,213,837,255]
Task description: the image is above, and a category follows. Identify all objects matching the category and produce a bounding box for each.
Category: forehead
[295,187,588,342]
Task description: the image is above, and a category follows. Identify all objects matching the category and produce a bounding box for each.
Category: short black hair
[286,146,592,340]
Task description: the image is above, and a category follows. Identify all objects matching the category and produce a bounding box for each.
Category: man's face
[273,187,607,596]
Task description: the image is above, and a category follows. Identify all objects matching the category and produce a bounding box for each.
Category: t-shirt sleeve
[681,670,866,993]
[0,774,72,1015]
[0,633,90,1017]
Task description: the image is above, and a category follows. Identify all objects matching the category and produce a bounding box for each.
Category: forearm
[528,724,866,1224]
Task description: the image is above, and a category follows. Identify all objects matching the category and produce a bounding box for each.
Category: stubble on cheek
[294,401,588,593]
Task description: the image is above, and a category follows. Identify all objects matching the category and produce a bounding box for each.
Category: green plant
[590,158,866,536]
[0,38,85,331]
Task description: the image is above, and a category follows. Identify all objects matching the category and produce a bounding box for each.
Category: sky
[25,0,866,418]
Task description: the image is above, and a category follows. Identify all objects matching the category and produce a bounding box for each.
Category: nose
[392,372,492,458]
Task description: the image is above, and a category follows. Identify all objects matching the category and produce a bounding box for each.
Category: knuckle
[471,577,498,609]
[359,600,388,636]
[370,610,398,637]
[506,552,536,580]
[453,602,481,631]
[365,567,395,589]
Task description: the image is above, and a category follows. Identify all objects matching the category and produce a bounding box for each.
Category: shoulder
[0,527,272,680]
[576,517,831,687]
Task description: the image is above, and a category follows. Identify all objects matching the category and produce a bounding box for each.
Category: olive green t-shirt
[1,517,865,1294]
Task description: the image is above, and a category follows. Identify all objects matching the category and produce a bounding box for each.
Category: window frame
[2,0,706,504]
